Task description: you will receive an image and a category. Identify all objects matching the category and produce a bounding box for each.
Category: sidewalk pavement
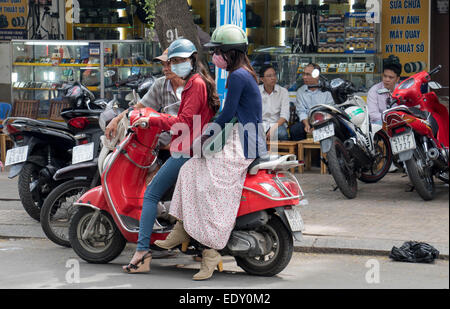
[0,168,448,259]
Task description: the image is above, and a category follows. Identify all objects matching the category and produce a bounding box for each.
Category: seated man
[367,56,402,173]
[290,63,334,141]
[259,64,290,141]
[367,56,402,125]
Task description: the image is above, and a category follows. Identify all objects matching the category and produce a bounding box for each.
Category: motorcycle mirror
[311,69,320,79]
[377,88,391,95]
[104,70,116,78]
[428,81,443,90]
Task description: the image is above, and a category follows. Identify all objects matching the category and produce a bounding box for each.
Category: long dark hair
[222,49,258,83]
[189,53,220,113]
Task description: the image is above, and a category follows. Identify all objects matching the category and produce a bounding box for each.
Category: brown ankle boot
[154,221,190,251]
[192,249,223,281]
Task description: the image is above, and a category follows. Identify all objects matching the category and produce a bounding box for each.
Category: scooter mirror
[377,88,391,95]
[311,69,320,79]
[428,81,443,90]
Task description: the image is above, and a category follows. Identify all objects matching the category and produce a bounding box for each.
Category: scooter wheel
[69,207,126,264]
[40,179,91,247]
[235,216,293,277]
[18,162,46,221]
[405,147,435,201]
[327,137,358,199]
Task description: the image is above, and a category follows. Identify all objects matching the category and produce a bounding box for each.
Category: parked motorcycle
[40,74,155,247]
[3,82,107,221]
[380,65,449,201]
[308,69,393,199]
[68,107,305,277]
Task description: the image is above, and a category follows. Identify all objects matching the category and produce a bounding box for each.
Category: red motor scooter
[380,65,449,201]
[68,107,306,277]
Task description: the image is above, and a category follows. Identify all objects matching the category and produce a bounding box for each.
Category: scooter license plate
[284,206,304,232]
[390,132,416,155]
[5,146,28,166]
[313,123,334,142]
[72,142,94,165]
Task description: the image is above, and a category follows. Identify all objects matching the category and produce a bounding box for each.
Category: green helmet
[204,24,248,53]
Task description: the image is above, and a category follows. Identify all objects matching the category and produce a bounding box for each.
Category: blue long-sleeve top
[212,67,267,159]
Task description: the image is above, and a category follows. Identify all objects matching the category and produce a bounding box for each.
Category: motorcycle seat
[248,154,299,175]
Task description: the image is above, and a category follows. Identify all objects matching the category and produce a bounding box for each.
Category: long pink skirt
[169,126,253,249]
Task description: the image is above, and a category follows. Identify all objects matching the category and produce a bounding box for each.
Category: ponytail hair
[190,54,221,113]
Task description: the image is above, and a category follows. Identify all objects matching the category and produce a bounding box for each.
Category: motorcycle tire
[235,215,293,277]
[40,179,92,248]
[405,148,435,201]
[18,162,46,221]
[359,131,393,183]
[327,137,358,199]
[69,207,126,264]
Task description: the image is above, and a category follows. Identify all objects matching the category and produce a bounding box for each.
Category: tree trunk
[154,0,205,61]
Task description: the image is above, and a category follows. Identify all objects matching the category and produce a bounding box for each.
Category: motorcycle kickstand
[82,209,101,240]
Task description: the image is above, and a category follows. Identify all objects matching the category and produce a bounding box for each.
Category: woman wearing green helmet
[154,25,267,281]
[122,38,219,274]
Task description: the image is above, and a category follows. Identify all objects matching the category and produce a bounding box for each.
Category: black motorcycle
[39,74,156,247]
[308,70,392,199]
[3,82,106,221]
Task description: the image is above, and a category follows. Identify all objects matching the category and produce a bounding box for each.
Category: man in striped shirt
[105,49,185,145]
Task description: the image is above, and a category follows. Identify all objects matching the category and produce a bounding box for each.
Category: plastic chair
[0,102,12,129]
[0,102,12,165]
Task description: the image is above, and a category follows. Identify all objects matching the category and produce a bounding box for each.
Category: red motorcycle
[381,65,449,200]
[68,107,305,277]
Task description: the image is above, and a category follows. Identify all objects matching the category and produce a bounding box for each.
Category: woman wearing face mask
[154,24,267,281]
[122,38,219,273]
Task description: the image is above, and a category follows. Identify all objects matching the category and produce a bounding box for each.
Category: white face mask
[171,61,193,79]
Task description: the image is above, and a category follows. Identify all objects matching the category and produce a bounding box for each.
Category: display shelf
[13,87,100,92]
[11,40,161,119]
[73,24,132,28]
[13,63,101,67]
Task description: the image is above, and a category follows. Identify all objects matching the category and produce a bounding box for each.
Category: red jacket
[149,73,215,156]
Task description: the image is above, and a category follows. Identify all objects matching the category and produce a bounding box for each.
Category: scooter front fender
[73,185,108,212]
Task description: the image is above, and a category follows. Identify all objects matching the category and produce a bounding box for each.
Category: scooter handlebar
[428,65,442,76]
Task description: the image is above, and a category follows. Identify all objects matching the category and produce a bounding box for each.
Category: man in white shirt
[259,65,290,141]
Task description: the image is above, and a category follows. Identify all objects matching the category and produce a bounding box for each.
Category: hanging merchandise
[26,0,62,40]
[291,4,319,54]
[318,8,345,53]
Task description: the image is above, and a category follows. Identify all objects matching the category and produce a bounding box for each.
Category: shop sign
[382,0,430,76]
[216,0,246,110]
[0,0,27,40]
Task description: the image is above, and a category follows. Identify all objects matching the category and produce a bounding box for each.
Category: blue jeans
[267,125,289,141]
[137,156,190,251]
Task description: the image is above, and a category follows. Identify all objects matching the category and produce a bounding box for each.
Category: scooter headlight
[310,111,332,126]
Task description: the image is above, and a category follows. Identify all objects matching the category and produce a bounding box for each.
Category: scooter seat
[248,154,299,175]
[38,119,69,130]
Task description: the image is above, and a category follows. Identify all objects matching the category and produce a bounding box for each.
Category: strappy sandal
[123,251,152,274]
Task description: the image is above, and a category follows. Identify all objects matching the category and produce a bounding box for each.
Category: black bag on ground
[389,241,440,263]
